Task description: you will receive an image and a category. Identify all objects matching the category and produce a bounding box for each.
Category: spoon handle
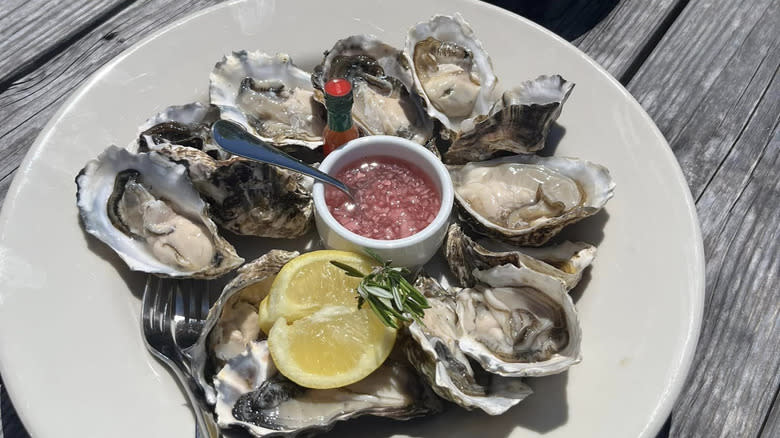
[211,120,353,198]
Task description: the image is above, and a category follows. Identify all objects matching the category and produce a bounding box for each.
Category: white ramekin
[312,135,454,268]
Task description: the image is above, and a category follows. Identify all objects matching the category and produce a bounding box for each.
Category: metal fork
[141,276,220,437]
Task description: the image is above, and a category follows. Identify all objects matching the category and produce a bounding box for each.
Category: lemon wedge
[258,250,396,389]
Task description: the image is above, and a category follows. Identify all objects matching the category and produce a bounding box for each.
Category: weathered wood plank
[0,0,131,85]
[626,0,780,435]
[761,393,780,437]
[490,0,688,81]
[0,0,228,206]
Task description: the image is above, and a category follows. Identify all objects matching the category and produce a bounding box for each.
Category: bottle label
[327,111,353,132]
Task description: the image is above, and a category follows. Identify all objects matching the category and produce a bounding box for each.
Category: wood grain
[0,0,131,85]
[626,0,780,435]
[0,0,229,205]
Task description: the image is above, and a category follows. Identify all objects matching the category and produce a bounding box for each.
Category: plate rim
[0,0,705,436]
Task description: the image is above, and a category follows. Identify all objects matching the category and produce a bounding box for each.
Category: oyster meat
[312,35,433,144]
[444,223,595,290]
[404,275,532,415]
[75,146,243,278]
[213,341,441,436]
[210,51,325,149]
[449,155,614,246]
[406,14,498,134]
[444,75,575,163]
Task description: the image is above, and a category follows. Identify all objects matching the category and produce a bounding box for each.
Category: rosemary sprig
[330,250,430,329]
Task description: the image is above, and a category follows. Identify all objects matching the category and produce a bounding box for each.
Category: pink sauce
[325,156,441,240]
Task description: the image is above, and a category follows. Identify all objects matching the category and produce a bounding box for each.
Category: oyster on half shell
[137,102,230,161]
[210,51,325,150]
[444,223,595,290]
[75,146,243,279]
[312,34,433,144]
[403,275,532,415]
[444,75,575,164]
[449,155,614,246]
[406,14,498,135]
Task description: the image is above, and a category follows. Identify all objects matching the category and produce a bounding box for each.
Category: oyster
[444,75,575,163]
[190,249,299,403]
[137,102,230,160]
[75,146,243,278]
[406,14,498,134]
[210,51,325,149]
[444,223,595,289]
[213,341,440,436]
[404,275,532,415]
[456,264,582,377]
[312,35,433,144]
[140,143,313,238]
[449,155,614,246]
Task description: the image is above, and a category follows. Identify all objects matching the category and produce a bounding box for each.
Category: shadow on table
[485,0,620,41]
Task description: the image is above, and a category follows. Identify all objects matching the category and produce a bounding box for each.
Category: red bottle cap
[324,78,352,97]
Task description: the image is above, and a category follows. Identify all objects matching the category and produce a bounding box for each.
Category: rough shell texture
[147,144,314,238]
[403,275,532,415]
[190,249,299,404]
[210,51,324,149]
[450,155,614,246]
[406,14,498,133]
[444,223,596,289]
[443,75,575,164]
[75,146,243,279]
[311,34,433,144]
[457,264,583,377]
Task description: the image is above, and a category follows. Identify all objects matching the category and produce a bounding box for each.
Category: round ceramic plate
[0,0,704,437]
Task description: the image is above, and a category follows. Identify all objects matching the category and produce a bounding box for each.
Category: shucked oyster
[449,155,614,246]
[312,35,433,144]
[75,146,243,278]
[444,75,575,163]
[404,275,532,415]
[210,51,325,149]
[214,341,440,436]
[444,223,595,290]
[406,14,498,135]
[456,263,582,377]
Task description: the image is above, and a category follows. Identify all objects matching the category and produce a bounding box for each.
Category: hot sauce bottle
[322,78,359,155]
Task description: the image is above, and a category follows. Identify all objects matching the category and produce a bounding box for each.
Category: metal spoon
[211,120,356,201]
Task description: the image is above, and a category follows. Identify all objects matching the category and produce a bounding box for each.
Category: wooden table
[0,0,776,437]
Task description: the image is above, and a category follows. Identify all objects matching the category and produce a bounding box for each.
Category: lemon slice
[268,306,396,389]
[258,250,376,333]
[258,250,395,389]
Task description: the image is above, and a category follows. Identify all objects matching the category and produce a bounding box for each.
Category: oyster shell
[444,75,575,164]
[406,14,498,134]
[449,155,614,246]
[141,143,314,238]
[75,146,243,278]
[312,35,433,144]
[210,51,325,149]
[137,102,230,161]
[213,341,440,436]
[444,223,595,289]
[404,275,532,415]
[191,249,299,403]
[457,264,582,377]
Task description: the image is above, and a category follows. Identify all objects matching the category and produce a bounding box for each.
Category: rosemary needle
[330,251,429,329]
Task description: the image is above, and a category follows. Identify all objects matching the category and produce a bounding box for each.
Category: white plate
[0,1,704,437]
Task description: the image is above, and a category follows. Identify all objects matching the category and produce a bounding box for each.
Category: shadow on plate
[485,0,620,41]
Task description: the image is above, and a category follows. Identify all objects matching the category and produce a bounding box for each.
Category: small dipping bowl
[312,135,454,268]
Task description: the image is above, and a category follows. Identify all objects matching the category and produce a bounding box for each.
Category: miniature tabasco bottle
[322,78,359,155]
